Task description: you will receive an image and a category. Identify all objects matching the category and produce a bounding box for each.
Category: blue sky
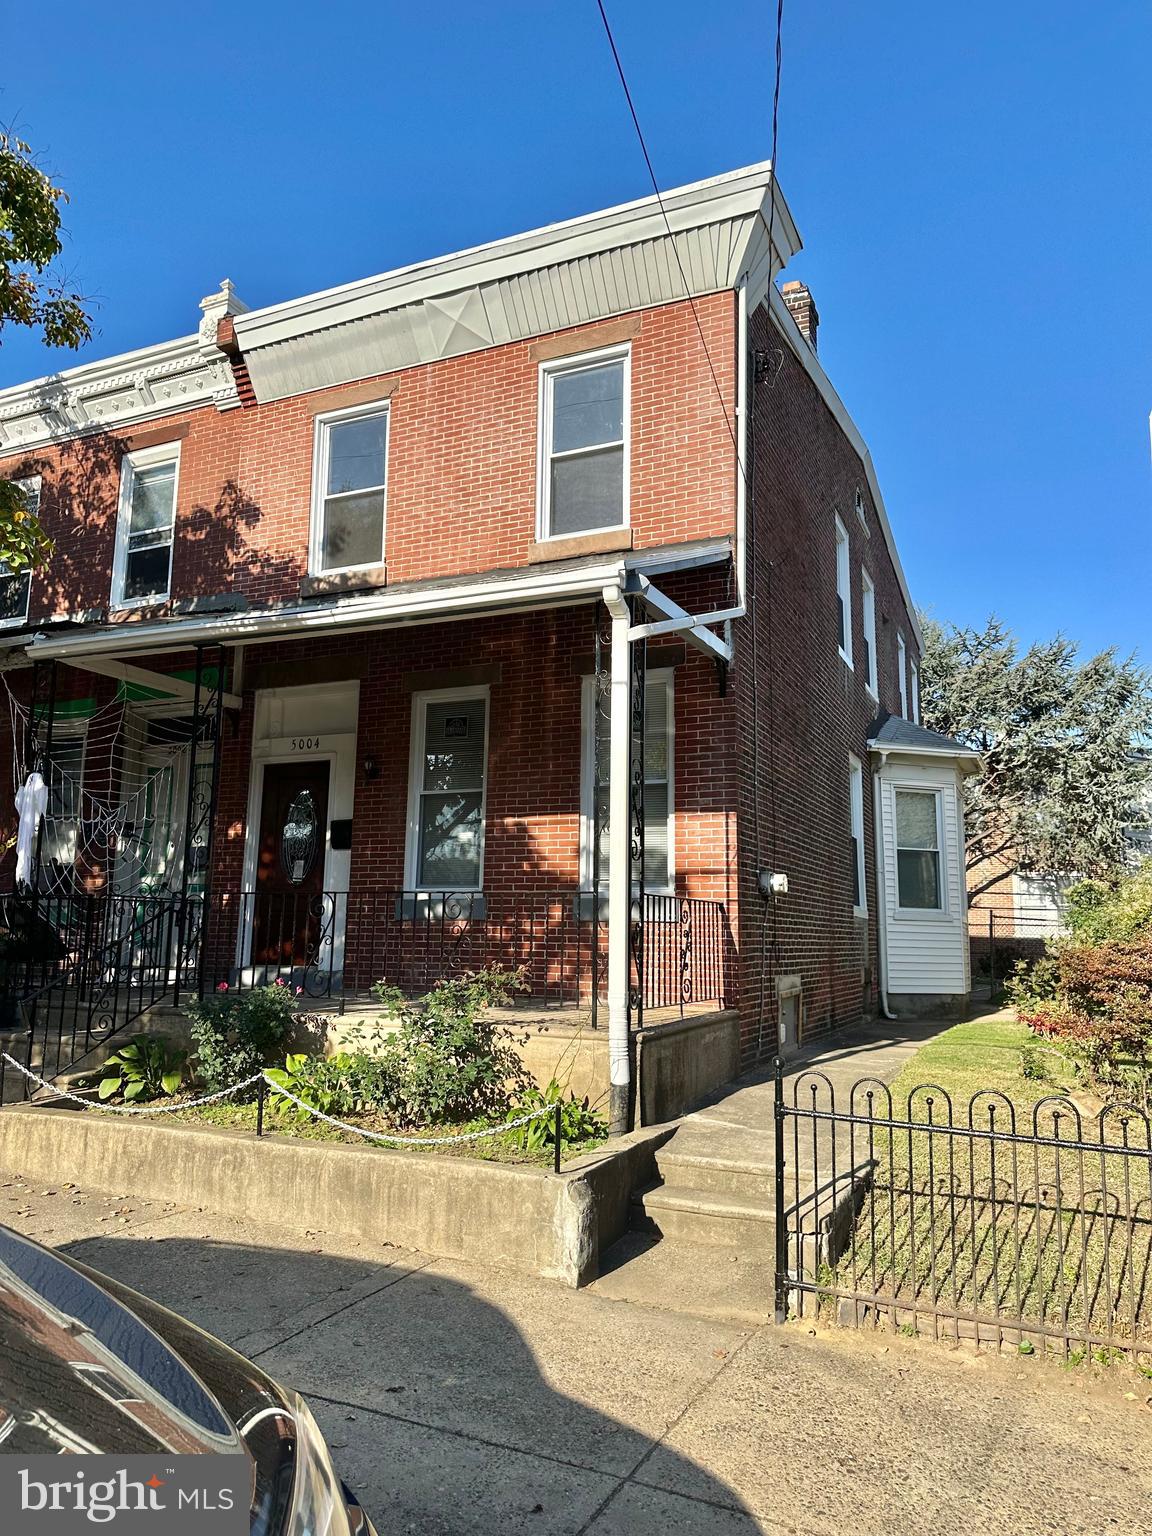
[2,1,1149,662]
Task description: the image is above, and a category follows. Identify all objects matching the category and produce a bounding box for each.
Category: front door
[252,760,331,967]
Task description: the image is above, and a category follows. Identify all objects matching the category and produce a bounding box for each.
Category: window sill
[528,528,632,564]
[838,649,854,670]
[300,565,387,598]
[109,597,169,616]
[892,906,952,922]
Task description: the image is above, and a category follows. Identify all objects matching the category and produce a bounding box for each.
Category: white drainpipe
[872,765,896,1021]
[735,277,749,615]
[602,583,634,1134]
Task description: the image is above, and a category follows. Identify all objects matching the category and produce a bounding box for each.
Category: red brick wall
[0,293,737,625]
[733,300,921,1059]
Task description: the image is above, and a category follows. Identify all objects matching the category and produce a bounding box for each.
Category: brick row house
[0,164,976,1127]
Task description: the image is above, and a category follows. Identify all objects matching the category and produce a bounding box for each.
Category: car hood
[0,1222,246,1457]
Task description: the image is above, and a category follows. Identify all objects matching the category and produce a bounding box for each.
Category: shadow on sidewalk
[60,1232,758,1534]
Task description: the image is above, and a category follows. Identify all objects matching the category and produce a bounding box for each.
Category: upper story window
[854,486,869,535]
[405,687,489,891]
[910,659,921,723]
[582,669,674,893]
[896,631,908,717]
[112,444,180,608]
[861,570,877,697]
[538,346,629,540]
[0,476,41,629]
[895,787,943,910]
[834,513,852,667]
[849,754,866,914]
[310,402,390,574]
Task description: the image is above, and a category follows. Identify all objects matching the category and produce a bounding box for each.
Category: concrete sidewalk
[3,1170,1150,1536]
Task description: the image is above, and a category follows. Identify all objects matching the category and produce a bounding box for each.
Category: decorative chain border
[0,1052,555,1147]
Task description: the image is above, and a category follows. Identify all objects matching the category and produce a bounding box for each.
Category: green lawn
[832,1011,1152,1360]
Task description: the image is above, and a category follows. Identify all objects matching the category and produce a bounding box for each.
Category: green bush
[265,1050,397,1121]
[95,1034,186,1103]
[1064,870,1152,945]
[185,980,297,1090]
[506,1077,607,1154]
[375,966,530,1127]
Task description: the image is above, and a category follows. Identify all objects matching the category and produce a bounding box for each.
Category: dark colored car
[0,1222,375,1535]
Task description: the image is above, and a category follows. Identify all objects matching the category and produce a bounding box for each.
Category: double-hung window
[43,721,86,868]
[405,689,489,891]
[895,788,943,910]
[849,756,866,913]
[538,347,629,539]
[910,660,921,724]
[896,631,908,717]
[834,514,852,666]
[0,477,40,628]
[311,402,390,574]
[861,571,877,697]
[582,670,673,892]
[112,445,179,607]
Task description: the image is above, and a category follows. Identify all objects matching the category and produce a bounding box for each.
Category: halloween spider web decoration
[4,675,214,896]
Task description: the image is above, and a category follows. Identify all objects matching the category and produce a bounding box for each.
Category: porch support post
[604,585,634,1135]
[174,644,225,1004]
[29,658,58,898]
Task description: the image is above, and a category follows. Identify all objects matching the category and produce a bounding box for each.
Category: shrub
[375,966,530,1127]
[1064,870,1152,945]
[95,1034,186,1103]
[506,1077,607,1154]
[185,980,297,1090]
[265,1050,397,1121]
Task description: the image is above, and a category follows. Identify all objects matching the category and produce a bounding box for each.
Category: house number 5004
[291,736,321,751]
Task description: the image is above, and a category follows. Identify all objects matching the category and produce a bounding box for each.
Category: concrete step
[652,1147,775,1203]
[630,1181,775,1252]
[588,1232,774,1324]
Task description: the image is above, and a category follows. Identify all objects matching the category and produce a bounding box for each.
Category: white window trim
[892,784,947,917]
[309,398,391,577]
[834,512,853,668]
[861,570,878,699]
[42,717,88,867]
[849,754,866,916]
[910,660,921,724]
[536,343,631,542]
[110,443,181,611]
[896,631,909,718]
[403,683,490,892]
[580,667,675,895]
[854,486,870,536]
[0,475,41,630]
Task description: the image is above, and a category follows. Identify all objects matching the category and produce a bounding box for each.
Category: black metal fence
[775,1066,1152,1361]
[970,904,1068,1003]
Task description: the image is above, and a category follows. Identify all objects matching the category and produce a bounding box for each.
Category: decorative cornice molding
[0,281,248,459]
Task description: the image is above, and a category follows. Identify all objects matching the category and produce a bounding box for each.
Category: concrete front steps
[586,1136,778,1323]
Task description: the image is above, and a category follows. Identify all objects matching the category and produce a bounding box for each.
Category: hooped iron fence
[774,1064,1152,1361]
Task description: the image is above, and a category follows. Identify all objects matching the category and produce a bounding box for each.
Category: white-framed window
[849,754,866,914]
[111,443,180,608]
[581,669,674,893]
[834,513,852,667]
[861,571,877,697]
[42,720,87,868]
[854,486,870,535]
[910,660,921,723]
[894,787,943,911]
[310,401,390,575]
[896,631,908,717]
[0,476,41,628]
[404,686,489,891]
[537,345,629,540]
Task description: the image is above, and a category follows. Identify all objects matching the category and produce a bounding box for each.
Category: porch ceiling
[22,538,732,662]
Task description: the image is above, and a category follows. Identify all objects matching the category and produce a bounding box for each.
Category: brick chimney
[780,280,819,353]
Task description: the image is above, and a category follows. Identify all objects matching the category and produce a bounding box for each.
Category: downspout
[734,277,749,616]
[872,761,896,1020]
[602,582,633,1135]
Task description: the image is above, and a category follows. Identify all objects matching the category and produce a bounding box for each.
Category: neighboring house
[0,163,974,1125]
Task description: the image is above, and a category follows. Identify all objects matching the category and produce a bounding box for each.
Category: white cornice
[0,283,246,460]
[233,163,802,403]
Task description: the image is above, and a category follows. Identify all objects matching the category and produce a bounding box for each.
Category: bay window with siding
[539,346,629,538]
[894,788,943,910]
[405,689,489,891]
[583,671,673,893]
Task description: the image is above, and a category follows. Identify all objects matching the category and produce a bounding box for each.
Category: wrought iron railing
[775,1065,1152,1361]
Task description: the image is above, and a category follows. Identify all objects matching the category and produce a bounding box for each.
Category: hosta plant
[97,1035,186,1103]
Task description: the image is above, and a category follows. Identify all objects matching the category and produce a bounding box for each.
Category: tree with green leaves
[920,615,1152,901]
[0,130,92,573]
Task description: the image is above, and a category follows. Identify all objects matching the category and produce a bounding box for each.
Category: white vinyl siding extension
[876,761,969,996]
